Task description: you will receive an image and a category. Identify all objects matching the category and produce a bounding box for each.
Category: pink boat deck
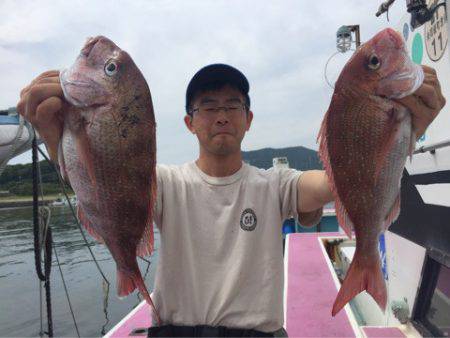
[285,233,356,337]
[106,232,406,337]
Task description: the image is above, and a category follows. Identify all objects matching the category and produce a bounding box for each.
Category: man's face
[185,85,253,156]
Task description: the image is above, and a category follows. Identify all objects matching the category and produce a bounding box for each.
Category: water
[0,206,159,337]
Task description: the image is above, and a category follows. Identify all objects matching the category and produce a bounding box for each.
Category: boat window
[413,254,450,337]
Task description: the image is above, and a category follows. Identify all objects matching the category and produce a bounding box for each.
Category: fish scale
[317,28,423,316]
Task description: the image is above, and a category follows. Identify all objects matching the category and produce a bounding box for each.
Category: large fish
[317,28,424,316]
[59,36,159,322]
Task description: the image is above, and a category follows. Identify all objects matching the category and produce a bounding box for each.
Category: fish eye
[368,54,381,70]
[104,60,118,76]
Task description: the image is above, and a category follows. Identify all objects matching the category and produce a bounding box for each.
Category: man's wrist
[298,207,323,227]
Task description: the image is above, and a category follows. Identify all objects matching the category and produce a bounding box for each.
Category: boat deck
[105,232,406,337]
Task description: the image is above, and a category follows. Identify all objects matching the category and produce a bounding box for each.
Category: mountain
[1,146,322,196]
[0,107,17,115]
[242,146,322,170]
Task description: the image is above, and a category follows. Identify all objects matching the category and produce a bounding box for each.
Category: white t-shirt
[152,161,301,332]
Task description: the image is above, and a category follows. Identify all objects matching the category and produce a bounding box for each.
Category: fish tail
[116,270,161,325]
[133,274,161,326]
[117,269,137,297]
[332,252,387,316]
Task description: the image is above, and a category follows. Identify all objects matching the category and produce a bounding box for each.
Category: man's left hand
[396,65,446,139]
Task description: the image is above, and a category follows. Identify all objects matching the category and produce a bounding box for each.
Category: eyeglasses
[189,102,247,117]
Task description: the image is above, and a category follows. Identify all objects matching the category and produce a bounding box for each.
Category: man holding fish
[17,28,445,337]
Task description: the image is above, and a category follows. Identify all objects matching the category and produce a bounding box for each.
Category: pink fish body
[59,36,159,322]
[317,28,424,316]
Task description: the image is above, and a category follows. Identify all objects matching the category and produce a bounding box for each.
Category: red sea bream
[59,36,159,322]
[317,28,424,316]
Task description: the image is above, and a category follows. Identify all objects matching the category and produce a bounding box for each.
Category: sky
[1,0,406,165]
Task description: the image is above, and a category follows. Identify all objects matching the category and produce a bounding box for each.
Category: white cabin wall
[385,231,426,326]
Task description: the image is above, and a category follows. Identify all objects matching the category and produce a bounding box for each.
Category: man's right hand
[16,70,65,162]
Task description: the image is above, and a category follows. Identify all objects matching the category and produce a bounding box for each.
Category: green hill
[0,146,321,196]
[242,146,322,170]
[0,160,71,196]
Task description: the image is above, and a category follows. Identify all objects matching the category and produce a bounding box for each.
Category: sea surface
[0,205,159,337]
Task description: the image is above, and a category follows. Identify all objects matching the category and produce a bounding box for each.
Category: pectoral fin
[374,108,406,183]
[75,124,97,187]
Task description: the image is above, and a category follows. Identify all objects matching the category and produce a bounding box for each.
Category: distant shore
[0,194,74,209]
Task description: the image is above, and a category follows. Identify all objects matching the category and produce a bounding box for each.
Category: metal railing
[414,139,450,154]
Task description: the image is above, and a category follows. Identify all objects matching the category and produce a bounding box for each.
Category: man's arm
[297,170,333,227]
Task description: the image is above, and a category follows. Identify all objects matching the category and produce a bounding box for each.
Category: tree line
[0,161,73,196]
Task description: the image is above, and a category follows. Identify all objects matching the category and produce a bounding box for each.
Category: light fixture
[336,25,361,53]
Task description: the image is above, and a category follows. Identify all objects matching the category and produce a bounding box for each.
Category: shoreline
[0,195,74,209]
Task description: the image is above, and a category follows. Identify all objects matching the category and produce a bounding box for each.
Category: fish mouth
[60,68,109,107]
[377,58,424,99]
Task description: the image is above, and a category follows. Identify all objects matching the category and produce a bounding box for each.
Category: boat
[50,197,66,207]
[50,195,77,207]
[106,2,450,337]
[1,2,448,336]
[0,108,39,173]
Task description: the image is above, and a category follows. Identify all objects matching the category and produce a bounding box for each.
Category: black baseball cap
[185,63,250,113]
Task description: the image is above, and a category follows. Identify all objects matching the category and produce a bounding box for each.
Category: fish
[58,36,159,323]
[317,28,424,316]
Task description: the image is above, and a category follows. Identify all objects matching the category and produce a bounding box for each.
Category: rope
[44,228,53,337]
[53,244,80,337]
[33,137,45,281]
[135,257,152,305]
[323,48,358,90]
[100,280,110,335]
[39,280,43,338]
[32,136,54,337]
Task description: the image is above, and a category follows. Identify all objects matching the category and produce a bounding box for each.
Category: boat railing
[414,139,450,155]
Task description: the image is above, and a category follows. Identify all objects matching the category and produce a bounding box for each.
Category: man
[17,63,444,337]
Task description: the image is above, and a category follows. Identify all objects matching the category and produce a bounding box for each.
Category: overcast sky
[1,0,406,165]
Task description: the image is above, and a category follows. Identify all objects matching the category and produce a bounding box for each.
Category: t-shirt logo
[240,208,257,231]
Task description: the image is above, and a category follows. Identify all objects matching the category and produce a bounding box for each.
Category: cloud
[2,0,407,165]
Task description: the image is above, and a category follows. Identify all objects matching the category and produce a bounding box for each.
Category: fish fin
[335,197,354,239]
[317,109,354,239]
[148,157,157,226]
[133,273,161,325]
[77,206,105,243]
[332,251,387,316]
[373,109,400,183]
[136,221,154,257]
[409,131,416,162]
[316,108,329,144]
[374,107,408,183]
[383,194,401,229]
[58,140,70,183]
[137,157,157,257]
[75,125,97,187]
[117,269,137,297]
[118,269,161,325]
